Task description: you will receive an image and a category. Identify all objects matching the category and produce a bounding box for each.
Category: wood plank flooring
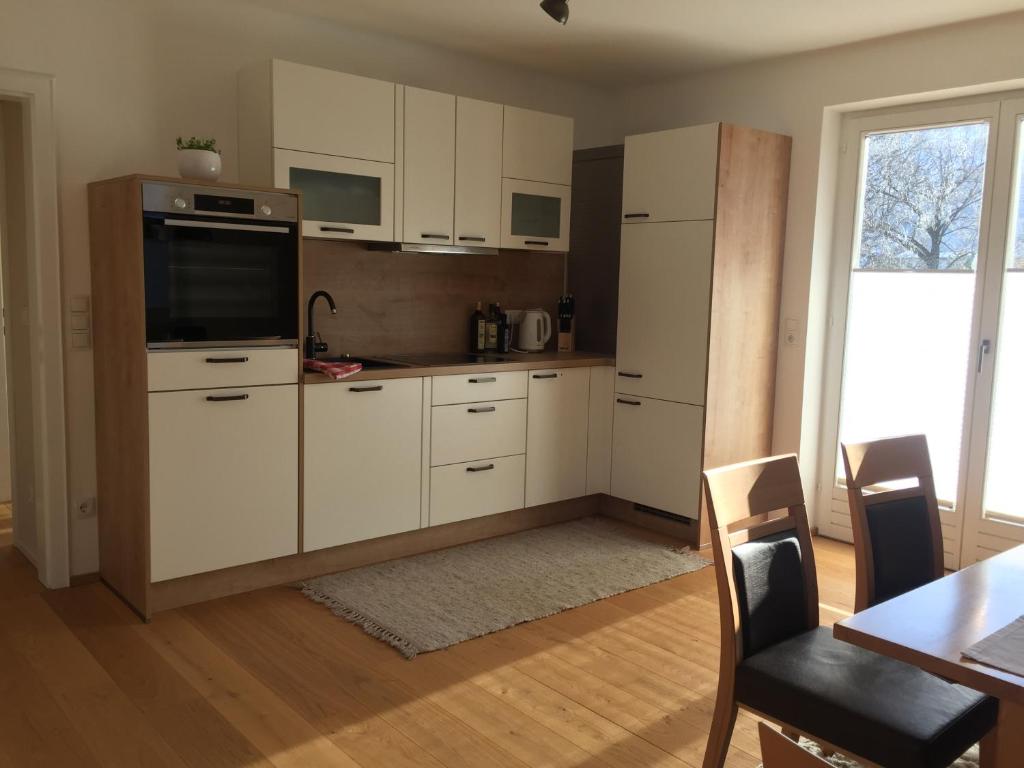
[0,519,857,768]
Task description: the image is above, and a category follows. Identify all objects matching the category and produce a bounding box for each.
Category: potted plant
[176,136,222,181]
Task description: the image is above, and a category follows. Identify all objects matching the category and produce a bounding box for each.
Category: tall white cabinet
[610,123,792,546]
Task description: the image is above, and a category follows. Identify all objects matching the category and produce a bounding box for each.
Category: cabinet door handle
[467,463,495,473]
[349,385,383,393]
[617,398,642,406]
[532,373,557,379]
[624,212,650,219]
[468,376,496,384]
[458,235,486,242]
[468,406,496,413]
[421,233,450,240]
[321,225,355,234]
[205,356,249,364]
[206,394,249,402]
[617,371,643,379]
[525,240,549,246]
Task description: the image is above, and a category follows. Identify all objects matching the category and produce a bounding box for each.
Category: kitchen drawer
[431,398,526,466]
[430,454,526,526]
[431,370,527,405]
[147,348,298,392]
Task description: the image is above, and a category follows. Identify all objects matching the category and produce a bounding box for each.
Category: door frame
[0,68,69,589]
[815,97,1007,566]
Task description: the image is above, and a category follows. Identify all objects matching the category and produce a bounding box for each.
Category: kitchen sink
[319,355,412,370]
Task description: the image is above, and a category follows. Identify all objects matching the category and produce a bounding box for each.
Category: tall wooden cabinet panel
[525,368,590,507]
[615,221,713,405]
[621,123,719,223]
[303,378,423,552]
[454,97,503,247]
[403,87,456,245]
[611,123,791,544]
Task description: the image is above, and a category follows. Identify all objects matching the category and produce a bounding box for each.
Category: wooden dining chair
[758,722,831,768]
[701,454,997,768]
[841,434,944,612]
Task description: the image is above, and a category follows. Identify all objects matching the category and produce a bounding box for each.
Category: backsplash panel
[303,239,565,356]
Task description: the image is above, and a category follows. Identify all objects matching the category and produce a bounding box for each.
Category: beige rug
[302,517,710,658]
[758,739,979,768]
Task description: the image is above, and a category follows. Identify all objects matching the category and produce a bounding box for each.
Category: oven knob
[260,204,272,216]
[173,197,187,209]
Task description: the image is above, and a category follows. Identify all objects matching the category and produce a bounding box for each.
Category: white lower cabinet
[303,378,423,552]
[525,368,590,507]
[149,384,299,582]
[610,395,704,520]
[430,454,526,526]
[431,398,527,466]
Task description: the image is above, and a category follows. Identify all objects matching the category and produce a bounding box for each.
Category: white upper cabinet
[500,178,571,252]
[615,220,714,405]
[622,123,719,223]
[272,60,395,162]
[502,106,574,185]
[525,368,590,507]
[403,87,456,245]
[454,97,503,247]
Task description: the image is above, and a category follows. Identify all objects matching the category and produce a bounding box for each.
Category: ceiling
[241,0,1024,86]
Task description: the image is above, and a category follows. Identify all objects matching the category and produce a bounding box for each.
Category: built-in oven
[142,182,299,348]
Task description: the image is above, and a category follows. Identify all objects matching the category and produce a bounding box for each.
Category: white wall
[613,12,1024,521]
[0,0,618,575]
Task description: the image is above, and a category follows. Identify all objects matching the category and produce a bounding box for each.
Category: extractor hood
[367,242,499,256]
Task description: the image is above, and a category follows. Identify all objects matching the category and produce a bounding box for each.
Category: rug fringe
[302,585,421,659]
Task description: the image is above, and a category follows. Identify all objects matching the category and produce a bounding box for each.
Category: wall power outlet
[76,497,97,519]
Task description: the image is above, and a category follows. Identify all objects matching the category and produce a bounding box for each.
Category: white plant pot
[177,149,222,181]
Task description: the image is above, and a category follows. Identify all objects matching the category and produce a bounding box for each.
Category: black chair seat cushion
[736,627,997,768]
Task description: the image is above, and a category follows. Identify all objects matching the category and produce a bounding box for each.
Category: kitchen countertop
[303,351,615,384]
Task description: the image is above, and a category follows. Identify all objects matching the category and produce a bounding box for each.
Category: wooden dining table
[834,543,1024,766]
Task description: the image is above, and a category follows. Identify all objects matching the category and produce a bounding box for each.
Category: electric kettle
[519,309,552,352]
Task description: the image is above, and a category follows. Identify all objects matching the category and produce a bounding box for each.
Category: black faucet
[305,290,337,359]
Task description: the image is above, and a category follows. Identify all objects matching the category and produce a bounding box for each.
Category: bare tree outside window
[858,124,989,271]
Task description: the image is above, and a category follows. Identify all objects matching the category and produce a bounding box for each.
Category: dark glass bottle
[469,301,486,353]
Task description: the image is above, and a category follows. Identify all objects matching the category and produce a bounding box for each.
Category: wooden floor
[0,519,857,768]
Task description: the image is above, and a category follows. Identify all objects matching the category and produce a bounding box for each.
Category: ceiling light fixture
[540,0,569,25]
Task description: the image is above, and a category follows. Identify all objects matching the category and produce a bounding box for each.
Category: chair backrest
[841,434,944,612]
[758,723,831,768]
[702,454,819,672]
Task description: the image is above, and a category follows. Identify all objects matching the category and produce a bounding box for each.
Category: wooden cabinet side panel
[88,178,150,615]
[700,124,791,546]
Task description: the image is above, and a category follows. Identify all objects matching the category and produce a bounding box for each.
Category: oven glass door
[143,214,298,347]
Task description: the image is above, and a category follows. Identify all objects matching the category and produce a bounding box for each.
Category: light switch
[71,314,90,331]
[71,331,91,349]
[70,296,90,313]
[783,317,800,346]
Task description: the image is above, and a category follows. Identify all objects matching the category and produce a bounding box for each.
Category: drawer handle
[468,406,496,413]
[617,398,642,406]
[624,212,650,219]
[321,225,355,234]
[458,235,486,242]
[618,371,643,379]
[205,356,249,364]
[467,463,495,473]
[421,233,450,240]
[525,240,549,246]
[468,376,497,384]
[349,385,384,393]
[532,373,557,379]
[206,394,249,402]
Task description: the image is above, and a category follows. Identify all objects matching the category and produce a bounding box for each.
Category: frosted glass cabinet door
[500,178,571,251]
[274,148,394,242]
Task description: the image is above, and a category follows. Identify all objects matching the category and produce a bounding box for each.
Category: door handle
[623,213,650,219]
[616,398,642,406]
[977,339,991,373]
[458,235,486,242]
[205,356,249,364]
[349,385,384,392]
[525,240,549,246]
[466,463,495,473]
[320,225,355,234]
[468,376,497,384]
[468,406,496,413]
[532,373,557,379]
[617,371,643,379]
[421,233,450,240]
[206,394,249,402]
